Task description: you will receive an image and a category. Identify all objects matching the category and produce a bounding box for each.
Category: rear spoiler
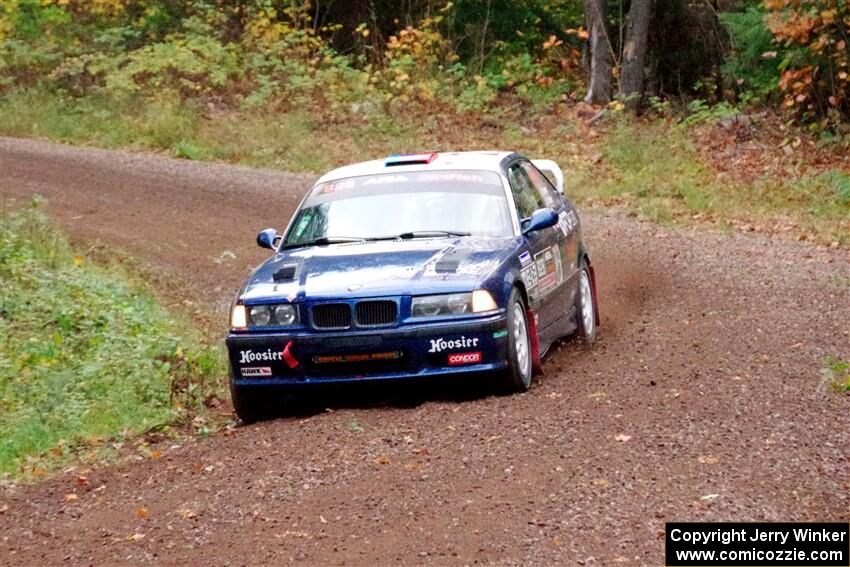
[531,159,564,194]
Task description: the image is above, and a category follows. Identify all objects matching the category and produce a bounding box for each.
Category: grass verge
[566,121,850,243]
[0,198,225,480]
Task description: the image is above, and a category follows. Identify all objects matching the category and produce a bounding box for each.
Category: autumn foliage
[766,0,850,123]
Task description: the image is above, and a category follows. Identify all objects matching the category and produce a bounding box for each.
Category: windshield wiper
[282,236,367,250]
[397,230,471,239]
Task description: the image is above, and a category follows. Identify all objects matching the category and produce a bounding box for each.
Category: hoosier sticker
[428,335,479,353]
[239,348,283,364]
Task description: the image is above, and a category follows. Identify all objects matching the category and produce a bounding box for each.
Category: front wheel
[501,288,533,393]
[230,376,293,424]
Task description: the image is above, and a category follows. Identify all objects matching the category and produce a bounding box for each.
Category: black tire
[501,287,533,393]
[574,259,598,345]
[230,376,278,424]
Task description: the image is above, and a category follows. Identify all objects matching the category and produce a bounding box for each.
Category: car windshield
[283,170,513,247]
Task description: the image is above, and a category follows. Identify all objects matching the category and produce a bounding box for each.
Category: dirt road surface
[1,137,848,566]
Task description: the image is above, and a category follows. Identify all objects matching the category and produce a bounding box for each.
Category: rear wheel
[575,260,597,345]
[501,288,533,393]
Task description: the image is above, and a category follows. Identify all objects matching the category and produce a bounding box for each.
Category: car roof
[315,151,516,185]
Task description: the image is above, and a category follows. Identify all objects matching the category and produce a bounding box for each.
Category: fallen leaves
[135,507,149,519]
[698,455,720,464]
[374,455,390,465]
[177,508,198,520]
[64,493,78,502]
[614,434,632,443]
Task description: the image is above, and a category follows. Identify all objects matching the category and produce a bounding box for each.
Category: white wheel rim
[513,302,531,380]
[580,270,595,336]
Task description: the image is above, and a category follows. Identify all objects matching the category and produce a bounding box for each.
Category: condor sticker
[241,367,272,377]
[447,352,482,366]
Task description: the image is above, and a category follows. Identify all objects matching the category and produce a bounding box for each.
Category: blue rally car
[226,151,599,422]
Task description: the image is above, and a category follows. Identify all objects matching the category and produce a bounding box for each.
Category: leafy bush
[719,6,782,105]
[105,17,240,100]
[0,200,222,478]
[766,0,850,123]
[680,99,739,127]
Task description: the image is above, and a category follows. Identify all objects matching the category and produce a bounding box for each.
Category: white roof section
[315,151,515,185]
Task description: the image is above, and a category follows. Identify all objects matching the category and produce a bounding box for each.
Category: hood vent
[435,259,460,273]
[273,264,298,282]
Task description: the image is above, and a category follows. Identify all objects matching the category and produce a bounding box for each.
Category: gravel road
[1,137,848,566]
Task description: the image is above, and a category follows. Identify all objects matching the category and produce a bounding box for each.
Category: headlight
[245,304,299,327]
[471,290,498,312]
[411,290,498,318]
[250,305,272,326]
[411,293,471,318]
[274,304,297,325]
[231,304,247,329]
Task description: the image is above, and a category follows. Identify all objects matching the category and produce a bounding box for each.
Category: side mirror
[256,228,280,250]
[522,208,559,235]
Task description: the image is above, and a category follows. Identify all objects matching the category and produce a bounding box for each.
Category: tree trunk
[583,0,612,105]
[619,0,653,105]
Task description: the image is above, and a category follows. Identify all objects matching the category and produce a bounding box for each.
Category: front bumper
[226,313,509,386]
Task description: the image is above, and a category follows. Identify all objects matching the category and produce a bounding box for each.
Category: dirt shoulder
[1,137,848,566]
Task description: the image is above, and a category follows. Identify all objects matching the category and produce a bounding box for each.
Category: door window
[507,165,544,219]
[521,162,561,208]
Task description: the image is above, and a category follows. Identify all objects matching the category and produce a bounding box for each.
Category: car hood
[240,237,516,303]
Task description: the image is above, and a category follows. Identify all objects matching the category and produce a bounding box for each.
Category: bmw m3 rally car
[226,151,599,422]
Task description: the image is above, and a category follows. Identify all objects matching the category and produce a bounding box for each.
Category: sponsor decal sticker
[241,367,272,377]
[518,251,532,267]
[313,351,402,364]
[558,210,578,236]
[534,244,563,296]
[492,329,508,338]
[448,352,482,366]
[521,263,539,299]
[428,335,479,353]
[417,172,485,183]
[239,348,284,364]
[362,174,409,186]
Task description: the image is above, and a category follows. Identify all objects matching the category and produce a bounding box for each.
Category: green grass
[0,199,224,479]
[565,120,850,243]
[822,357,850,393]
